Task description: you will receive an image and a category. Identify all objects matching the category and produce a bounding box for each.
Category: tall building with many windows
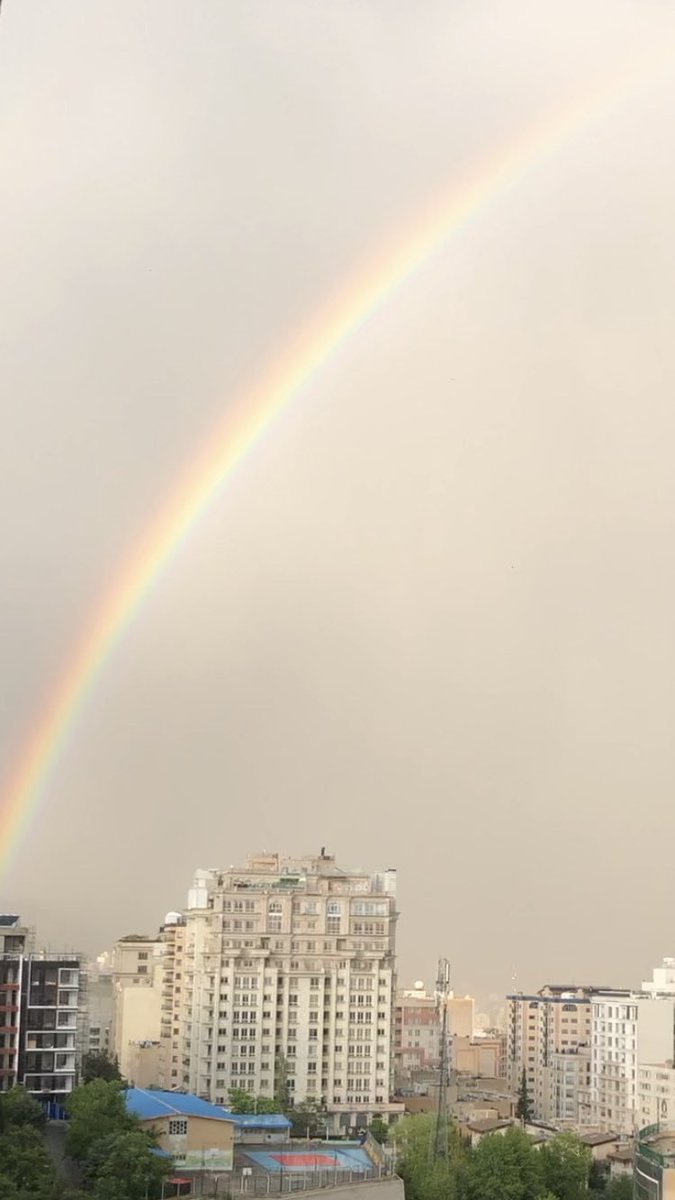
[394,984,440,1085]
[589,962,675,1135]
[507,985,611,1124]
[0,915,83,1107]
[178,851,399,1133]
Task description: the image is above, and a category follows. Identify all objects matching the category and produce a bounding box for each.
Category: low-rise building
[464,1117,511,1146]
[125,1087,235,1172]
[607,1147,633,1179]
[578,1132,620,1161]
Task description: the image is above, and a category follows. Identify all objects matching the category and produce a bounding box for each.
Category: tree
[65,1079,134,1162]
[0,1086,45,1131]
[86,1129,171,1200]
[604,1178,633,1200]
[589,1160,608,1194]
[289,1099,326,1139]
[368,1116,389,1145]
[274,1054,291,1111]
[465,1127,543,1200]
[82,1051,122,1085]
[516,1069,533,1123]
[0,1124,58,1195]
[226,1088,282,1115]
[394,1113,464,1200]
[539,1134,591,1200]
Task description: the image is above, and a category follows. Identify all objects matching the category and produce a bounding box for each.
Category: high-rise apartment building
[589,962,675,1134]
[394,984,440,1084]
[509,962,675,1135]
[84,954,113,1060]
[507,985,602,1124]
[158,912,186,1090]
[178,851,399,1132]
[111,934,164,1085]
[0,915,83,1107]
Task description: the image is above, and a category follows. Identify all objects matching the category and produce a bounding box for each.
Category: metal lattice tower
[432,957,451,1159]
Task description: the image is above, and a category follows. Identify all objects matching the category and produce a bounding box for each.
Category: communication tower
[433,957,451,1159]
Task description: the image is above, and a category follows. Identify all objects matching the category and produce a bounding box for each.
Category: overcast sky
[3,1,675,1010]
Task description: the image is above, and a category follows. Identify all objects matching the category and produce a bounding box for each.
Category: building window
[168,1119,188,1136]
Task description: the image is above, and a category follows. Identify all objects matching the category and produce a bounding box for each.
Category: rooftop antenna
[432,958,451,1160]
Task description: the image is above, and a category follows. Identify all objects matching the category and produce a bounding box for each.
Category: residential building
[448,994,474,1039]
[638,1063,675,1128]
[589,963,675,1135]
[464,1117,511,1146]
[20,954,83,1104]
[111,933,164,1085]
[0,915,83,1106]
[578,1132,621,1161]
[157,912,186,1090]
[394,984,440,1085]
[507,985,608,1124]
[84,958,113,1060]
[179,850,400,1133]
[454,1033,505,1078]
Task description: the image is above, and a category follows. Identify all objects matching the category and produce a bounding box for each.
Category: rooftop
[225,1113,291,1130]
[637,1125,675,1165]
[126,1089,234,1123]
[580,1133,619,1147]
[466,1118,512,1133]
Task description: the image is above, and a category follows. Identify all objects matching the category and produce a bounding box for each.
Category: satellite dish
[414,980,424,990]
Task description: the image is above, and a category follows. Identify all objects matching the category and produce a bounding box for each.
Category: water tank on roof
[164,912,182,926]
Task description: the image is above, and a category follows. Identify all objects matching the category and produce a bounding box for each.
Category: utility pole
[432,958,451,1160]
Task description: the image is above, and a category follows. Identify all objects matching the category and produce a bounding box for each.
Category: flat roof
[466,1119,511,1133]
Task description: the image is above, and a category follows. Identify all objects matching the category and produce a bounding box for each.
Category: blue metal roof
[224,1112,291,1129]
[126,1089,234,1123]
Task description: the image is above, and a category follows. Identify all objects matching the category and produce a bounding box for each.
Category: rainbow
[0,47,669,878]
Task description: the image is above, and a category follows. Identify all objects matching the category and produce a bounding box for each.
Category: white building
[179,851,400,1134]
[589,962,675,1135]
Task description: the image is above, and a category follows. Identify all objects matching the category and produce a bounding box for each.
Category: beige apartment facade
[111,934,164,1085]
[454,1034,505,1078]
[448,995,474,1039]
[178,851,400,1133]
[507,985,597,1124]
[638,1064,675,1129]
[394,985,440,1084]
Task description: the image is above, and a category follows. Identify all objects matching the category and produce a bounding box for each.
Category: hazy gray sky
[3,0,675,1007]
